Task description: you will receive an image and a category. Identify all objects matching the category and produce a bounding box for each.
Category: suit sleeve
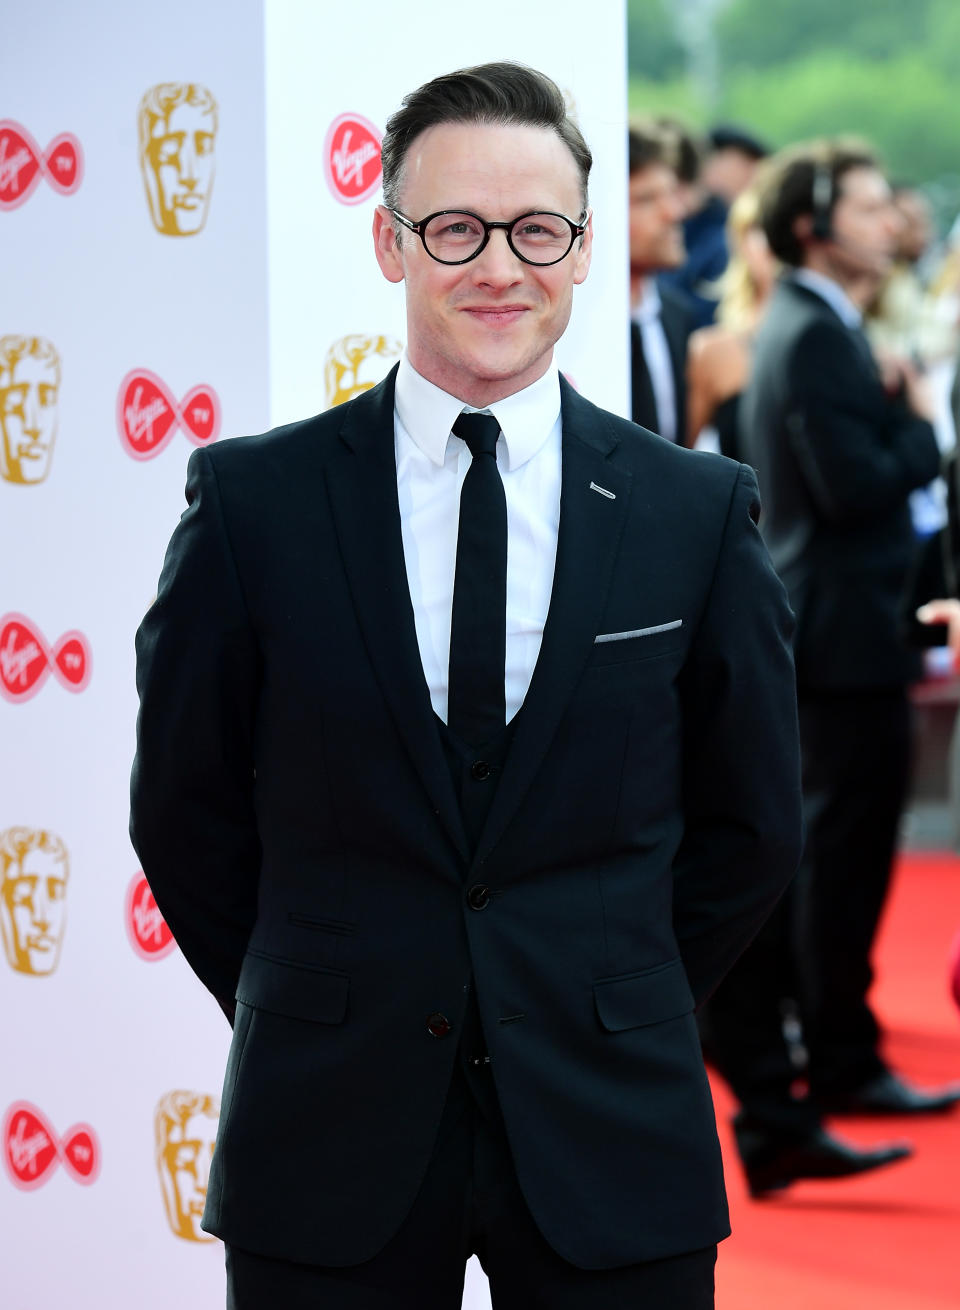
[672,464,803,1006]
[784,321,940,523]
[130,449,261,1022]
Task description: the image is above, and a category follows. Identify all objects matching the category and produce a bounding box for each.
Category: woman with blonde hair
[684,186,778,454]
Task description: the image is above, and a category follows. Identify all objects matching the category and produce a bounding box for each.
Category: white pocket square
[594,620,683,644]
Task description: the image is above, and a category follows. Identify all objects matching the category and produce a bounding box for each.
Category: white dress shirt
[394,353,562,725]
[632,276,678,442]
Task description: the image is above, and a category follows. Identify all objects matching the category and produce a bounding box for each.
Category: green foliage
[627,0,685,81]
[625,0,960,188]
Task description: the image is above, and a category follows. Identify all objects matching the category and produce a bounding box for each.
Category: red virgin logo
[2,1102,100,1190]
[117,369,221,460]
[126,872,175,960]
[0,614,91,703]
[323,113,382,205]
[0,121,83,211]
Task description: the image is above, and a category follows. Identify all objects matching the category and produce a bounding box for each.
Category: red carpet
[712,853,960,1310]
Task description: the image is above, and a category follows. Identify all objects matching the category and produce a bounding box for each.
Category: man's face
[0,848,68,975]
[702,148,760,205]
[894,190,932,264]
[0,355,59,485]
[143,103,215,236]
[830,167,899,282]
[628,163,685,276]
[373,122,591,405]
[159,1110,217,1240]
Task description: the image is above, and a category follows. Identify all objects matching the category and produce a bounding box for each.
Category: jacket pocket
[235,948,349,1025]
[593,957,693,1032]
[588,626,685,667]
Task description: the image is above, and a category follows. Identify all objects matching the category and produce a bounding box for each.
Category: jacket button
[470,760,491,781]
[426,1012,452,1038]
[467,884,491,910]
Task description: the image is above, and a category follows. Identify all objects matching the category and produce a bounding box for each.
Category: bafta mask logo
[117,369,221,460]
[324,334,403,408]
[138,84,217,236]
[0,336,61,486]
[323,113,382,205]
[0,613,91,703]
[0,121,82,211]
[0,828,69,977]
[126,872,175,960]
[155,1091,219,1241]
[3,1102,99,1190]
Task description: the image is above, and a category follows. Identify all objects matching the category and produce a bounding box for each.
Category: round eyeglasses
[389,208,588,267]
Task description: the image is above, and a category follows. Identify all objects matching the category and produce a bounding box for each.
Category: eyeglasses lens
[422,213,573,264]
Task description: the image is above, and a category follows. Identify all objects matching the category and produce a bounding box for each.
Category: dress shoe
[734,1119,912,1198]
[819,1070,960,1116]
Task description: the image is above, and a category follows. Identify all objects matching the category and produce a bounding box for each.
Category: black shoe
[734,1120,913,1198]
[819,1071,960,1116]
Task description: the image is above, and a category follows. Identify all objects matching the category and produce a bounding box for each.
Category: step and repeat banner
[1,3,627,1305]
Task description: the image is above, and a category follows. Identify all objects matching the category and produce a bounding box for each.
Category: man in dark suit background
[704,140,959,1197]
[628,124,692,441]
[131,63,802,1308]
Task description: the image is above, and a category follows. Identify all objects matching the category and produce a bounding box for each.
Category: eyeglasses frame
[388,207,589,267]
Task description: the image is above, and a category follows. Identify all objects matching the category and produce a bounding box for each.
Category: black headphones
[811,161,833,240]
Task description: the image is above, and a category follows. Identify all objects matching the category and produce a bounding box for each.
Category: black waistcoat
[435,708,523,1119]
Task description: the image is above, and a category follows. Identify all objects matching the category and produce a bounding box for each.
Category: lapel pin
[589,482,616,500]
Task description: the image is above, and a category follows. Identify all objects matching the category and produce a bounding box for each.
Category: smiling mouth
[462,307,529,327]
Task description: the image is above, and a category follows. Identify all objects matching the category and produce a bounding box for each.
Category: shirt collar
[395,353,561,472]
[631,276,662,326]
[790,268,862,329]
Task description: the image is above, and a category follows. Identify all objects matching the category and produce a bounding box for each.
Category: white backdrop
[0,3,627,1305]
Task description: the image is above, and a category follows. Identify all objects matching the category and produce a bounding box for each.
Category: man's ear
[373,206,405,284]
[572,210,593,286]
[793,212,814,245]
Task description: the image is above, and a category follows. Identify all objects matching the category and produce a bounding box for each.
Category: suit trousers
[797,686,912,1096]
[700,685,910,1126]
[225,1055,717,1310]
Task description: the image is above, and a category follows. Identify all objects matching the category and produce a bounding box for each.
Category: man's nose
[470,229,524,286]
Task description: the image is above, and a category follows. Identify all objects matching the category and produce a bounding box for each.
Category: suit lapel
[474,380,633,869]
[325,368,469,863]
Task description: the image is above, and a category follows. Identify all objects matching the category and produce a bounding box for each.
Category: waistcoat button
[426,1012,452,1038]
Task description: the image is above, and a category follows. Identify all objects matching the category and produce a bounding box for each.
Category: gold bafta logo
[0,828,68,976]
[0,337,60,485]
[155,1090,219,1241]
[324,334,403,408]
[138,84,217,236]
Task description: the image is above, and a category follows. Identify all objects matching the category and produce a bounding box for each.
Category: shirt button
[426,1012,452,1038]
[467,884,491,911]
[471,760,492,781]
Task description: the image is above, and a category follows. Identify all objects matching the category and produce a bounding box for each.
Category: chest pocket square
[591,619,684,666]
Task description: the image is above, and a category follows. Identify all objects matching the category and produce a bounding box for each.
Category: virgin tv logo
[0,121,83,211]
[3,1102,100,1190]
[117,369,220,460]
[324,113,382,205]
[126,872,176,960]
[0,614,91,703]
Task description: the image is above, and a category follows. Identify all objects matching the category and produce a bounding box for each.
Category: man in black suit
[705,140,959,1195]
[628,125,692,441]
[131,64,802,1308]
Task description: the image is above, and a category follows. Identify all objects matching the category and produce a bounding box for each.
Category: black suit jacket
[130,369,802,1270]
[739,277,941,689]
[630,283,692,440]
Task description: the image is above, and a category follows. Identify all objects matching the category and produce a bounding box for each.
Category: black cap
[707,123,770,159]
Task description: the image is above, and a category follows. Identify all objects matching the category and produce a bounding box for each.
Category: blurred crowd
[626,117,960,1197]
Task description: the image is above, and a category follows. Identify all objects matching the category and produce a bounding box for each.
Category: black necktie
[448,412,507,746]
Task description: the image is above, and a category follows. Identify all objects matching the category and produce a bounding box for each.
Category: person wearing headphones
[702,139,960,1198]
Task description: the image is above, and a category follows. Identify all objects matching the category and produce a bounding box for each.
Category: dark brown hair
[381,62,592,215]
[757,138,881,267]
